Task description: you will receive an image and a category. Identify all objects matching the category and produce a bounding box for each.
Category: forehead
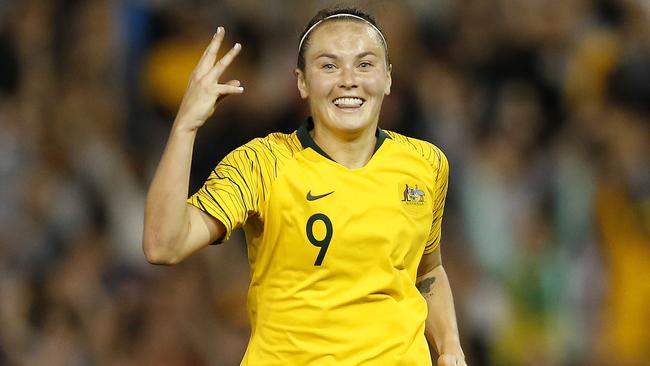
[306,20,385,56]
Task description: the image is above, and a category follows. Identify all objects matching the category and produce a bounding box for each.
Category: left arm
[417,247,466,366]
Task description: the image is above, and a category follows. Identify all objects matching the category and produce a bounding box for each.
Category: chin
[320,108,377,134]
[332,117,373,134]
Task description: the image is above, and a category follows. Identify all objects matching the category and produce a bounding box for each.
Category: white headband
[298,13,388,53]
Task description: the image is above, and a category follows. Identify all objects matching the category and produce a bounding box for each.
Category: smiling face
[296,20,392,136]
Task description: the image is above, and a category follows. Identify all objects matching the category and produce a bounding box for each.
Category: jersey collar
[297,117,391,161]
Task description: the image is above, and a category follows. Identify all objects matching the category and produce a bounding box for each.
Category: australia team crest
[401,184,425,205]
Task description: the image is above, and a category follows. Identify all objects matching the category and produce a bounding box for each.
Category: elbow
[142,234,181,266]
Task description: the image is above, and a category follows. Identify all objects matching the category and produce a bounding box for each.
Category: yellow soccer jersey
[188,118,449,366]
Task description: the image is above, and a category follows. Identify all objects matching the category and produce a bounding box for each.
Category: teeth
[333,97,364,107]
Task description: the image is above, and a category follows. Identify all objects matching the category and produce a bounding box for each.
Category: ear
[384,63,392,96]
[295,68,309,99]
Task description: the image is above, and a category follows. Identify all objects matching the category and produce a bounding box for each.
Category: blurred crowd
[0,0,649,365]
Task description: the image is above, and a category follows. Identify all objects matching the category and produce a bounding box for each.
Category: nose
[338,66,358,89]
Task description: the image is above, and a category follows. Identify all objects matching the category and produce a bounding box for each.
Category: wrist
[439,336,463,356]
[172,114,205,133]
[171,118,201,135]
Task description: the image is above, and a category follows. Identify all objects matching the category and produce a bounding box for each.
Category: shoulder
[384,130,448,172]
[227,131,303,163]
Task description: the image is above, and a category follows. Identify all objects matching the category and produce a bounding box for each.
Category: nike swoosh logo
[306,190,334,201]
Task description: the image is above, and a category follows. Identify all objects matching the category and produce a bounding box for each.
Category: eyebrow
[315,51,379,60]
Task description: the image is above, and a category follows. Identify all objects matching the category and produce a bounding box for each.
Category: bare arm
[417,248,466,366]
[143,27,243,265]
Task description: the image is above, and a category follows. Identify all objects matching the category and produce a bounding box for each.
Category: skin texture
[418,250,467,366]
[296,20,392,169]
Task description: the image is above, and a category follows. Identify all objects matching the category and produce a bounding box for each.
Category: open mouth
[332,97,366,110]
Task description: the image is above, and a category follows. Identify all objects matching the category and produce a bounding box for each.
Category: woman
[143,7,466,366]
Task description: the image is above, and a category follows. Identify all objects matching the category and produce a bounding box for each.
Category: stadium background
[0,0,649,365]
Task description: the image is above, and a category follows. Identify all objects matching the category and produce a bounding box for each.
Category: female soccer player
[143,7,466,366]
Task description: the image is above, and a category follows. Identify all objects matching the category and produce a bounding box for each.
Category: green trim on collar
[297,117,391,161]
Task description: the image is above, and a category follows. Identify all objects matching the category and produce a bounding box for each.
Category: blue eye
[322,63,336,70]
[359,62,372,69]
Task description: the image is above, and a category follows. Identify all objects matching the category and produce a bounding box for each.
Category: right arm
[143,27,243,265]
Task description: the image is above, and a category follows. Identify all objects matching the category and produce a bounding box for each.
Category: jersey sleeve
[424,147,449,254]
[187,142,263,243]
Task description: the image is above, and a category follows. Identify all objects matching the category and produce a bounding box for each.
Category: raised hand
[175,27,243,132]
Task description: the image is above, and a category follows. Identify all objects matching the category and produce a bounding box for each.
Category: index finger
[195,27,225,76]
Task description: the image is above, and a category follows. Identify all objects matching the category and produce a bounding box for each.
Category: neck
[311,122,378,169]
